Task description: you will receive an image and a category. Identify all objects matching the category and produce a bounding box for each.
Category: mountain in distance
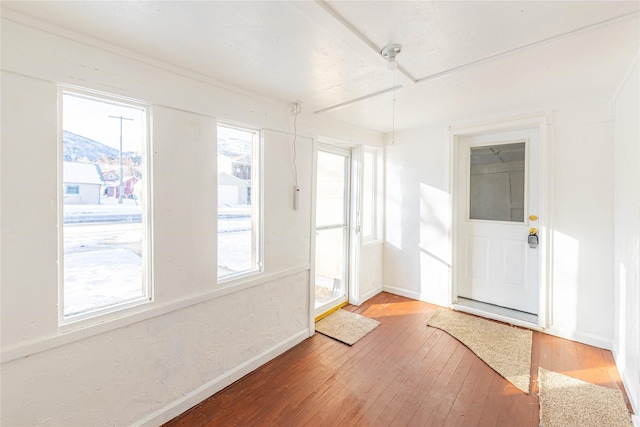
[63,130,137,162]
[64,130,248,162]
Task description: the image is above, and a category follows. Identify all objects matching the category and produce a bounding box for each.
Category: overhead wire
[293,104,299,187]
[392,66,396,144]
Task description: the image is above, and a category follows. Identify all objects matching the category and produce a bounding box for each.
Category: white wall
[383,101,617,348]
[548,102,615,346]
[612,58,640,416]
[0,18,382,426]
[383,126,452,307]
[359,242,384,303]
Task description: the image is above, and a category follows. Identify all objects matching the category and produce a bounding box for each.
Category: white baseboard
[382,284,421,301]
[613,349,640,419]
[544,326,612,351]
[135,328,310,427]
[360,286,383,305]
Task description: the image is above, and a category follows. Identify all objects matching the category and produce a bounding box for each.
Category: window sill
[362,238,383,247]
[58,296,153,333]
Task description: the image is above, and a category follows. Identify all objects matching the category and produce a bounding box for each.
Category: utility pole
[109,115,134,204]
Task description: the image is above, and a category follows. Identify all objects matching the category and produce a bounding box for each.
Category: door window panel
[316,151,346,227]
[469,142,525,222]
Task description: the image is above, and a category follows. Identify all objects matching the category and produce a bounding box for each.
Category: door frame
[449,115,551,328]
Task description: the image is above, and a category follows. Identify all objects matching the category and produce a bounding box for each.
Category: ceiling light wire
[392,66,396,145]
[380,44,401,145]
[292,103,300,187]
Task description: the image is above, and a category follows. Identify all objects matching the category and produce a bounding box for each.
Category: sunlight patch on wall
[418,183,452,306]
[419,183,451,264]
[385,160,403,250]
[552,230,580,332]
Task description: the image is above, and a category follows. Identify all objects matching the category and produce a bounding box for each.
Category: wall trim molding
[382,285,421,301]
[360,287,383,305]
[544,326,612,351]
[384,285,614,354]
[136,328,310,426]
[613,347,640,416]
[611,51,640,110]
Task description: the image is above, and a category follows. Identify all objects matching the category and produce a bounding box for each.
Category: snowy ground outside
[64,197,253,316]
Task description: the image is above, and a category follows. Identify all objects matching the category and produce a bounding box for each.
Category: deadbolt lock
[528,228,539,249]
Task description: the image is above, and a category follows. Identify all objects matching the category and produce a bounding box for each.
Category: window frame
[216,122,264,284]
[361,147,381,244]
[58,87,153,327]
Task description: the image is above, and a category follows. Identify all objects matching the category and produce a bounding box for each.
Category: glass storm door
[456,128,540,314]
[315,145,350,315]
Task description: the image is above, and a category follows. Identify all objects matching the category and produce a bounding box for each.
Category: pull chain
[392,67,396,144]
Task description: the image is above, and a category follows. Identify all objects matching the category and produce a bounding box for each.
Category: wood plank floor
[164,292,632,426]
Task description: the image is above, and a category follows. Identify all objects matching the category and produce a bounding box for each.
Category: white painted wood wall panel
[151,106,217,302]
[383,126,452,306]
[263,129,313,274]
[359,242,384,303]
[613,59,640,416]
[0,73,60,345]
[1,274,309,426]
[550,103,615,346]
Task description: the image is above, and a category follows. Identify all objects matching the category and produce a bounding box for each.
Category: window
[217,124,262,280]
[61,90,150,321]
[65,185,80,195]
[362,148,379,241]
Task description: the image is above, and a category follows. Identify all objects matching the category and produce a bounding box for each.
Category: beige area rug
[315,309,380,345]
[538,368,632,427]
[427,308,532,393]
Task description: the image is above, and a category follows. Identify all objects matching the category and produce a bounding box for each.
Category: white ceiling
[2,1,639,133]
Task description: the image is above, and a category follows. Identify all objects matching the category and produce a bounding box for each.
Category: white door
[456,128,540,314]
[315,145,350,316]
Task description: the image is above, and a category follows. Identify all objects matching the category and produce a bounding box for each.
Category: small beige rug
[538,368,632,427]
[315,309,380,345]
[427,308,532,393]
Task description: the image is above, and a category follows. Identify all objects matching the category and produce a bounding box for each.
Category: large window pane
[362,149,376,239]
[217,125,261,279]
[62,92,149,319]
[316,151,346,227]
[315,226,347,308]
